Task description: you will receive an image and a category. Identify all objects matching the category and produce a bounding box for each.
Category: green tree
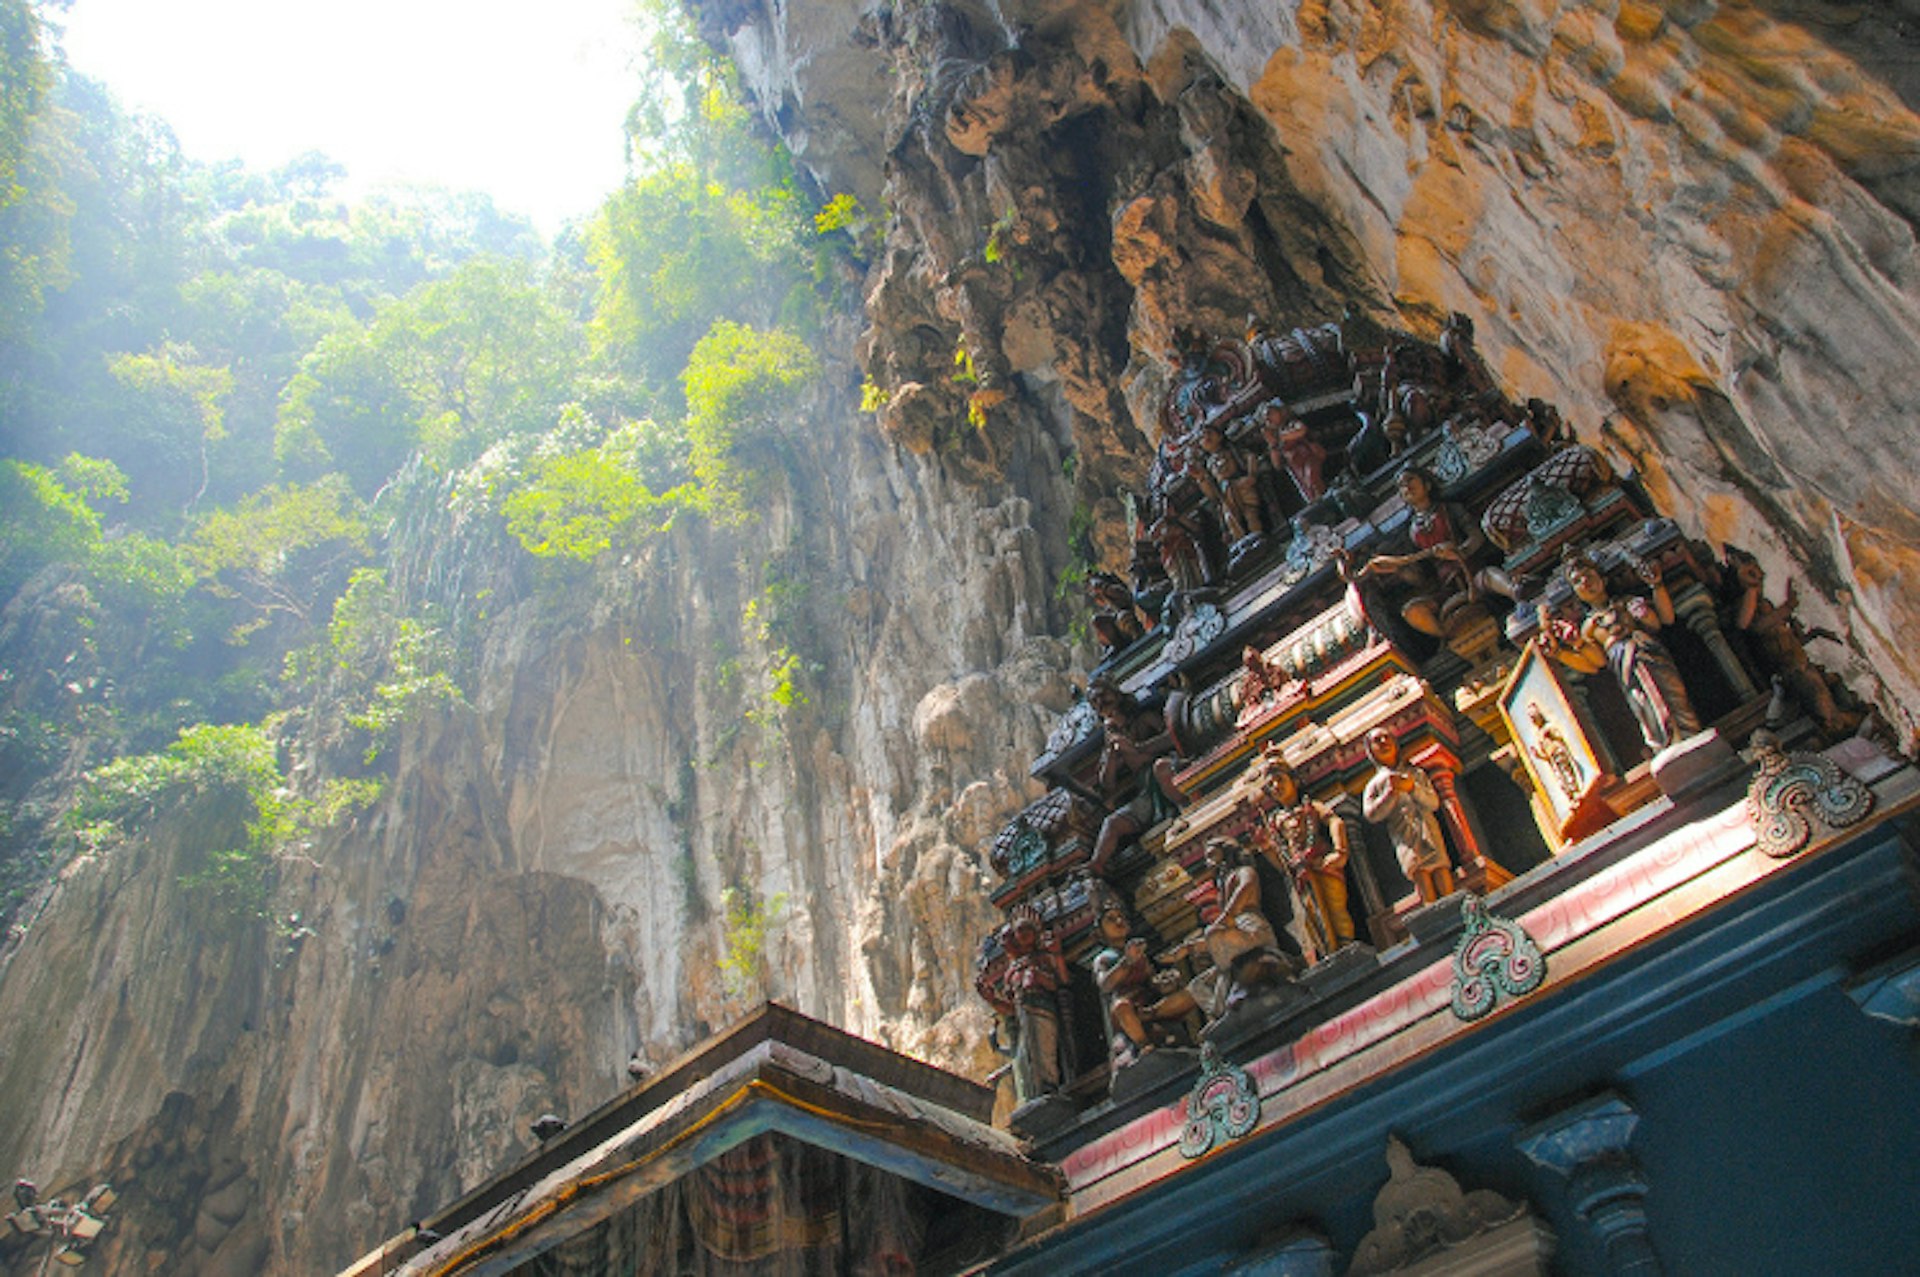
[0,0,49,215]
[186,475,369,635]
[585,1,812,390]
[0,3,70,343]
[498,413,701,561]
[681,319,818,515]
[0,457,101,594]
[277,257,581,493]
[109,342,236,517]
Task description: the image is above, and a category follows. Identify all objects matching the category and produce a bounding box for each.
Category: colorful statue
[1236,645,1300,726]
[1258,401,1331,506]
[993,907,1073,1101]
[1091,896,1194,1070]
[1188,422,1268,544]
[1540,549,1701,753]
[1124,490,1174,621]
[1172,836,1296,1017]
[1151,507,1213,597]
[1086,677,1185,877]
[1361,728,1455,904]
[1378,342,1440,438]
[1721,548,1862,739]
[1255,747,1356,956]
[1355,466,1511,639]
[1087,571,1145,657]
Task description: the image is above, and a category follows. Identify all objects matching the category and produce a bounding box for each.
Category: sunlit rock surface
[2,0,1917,1271]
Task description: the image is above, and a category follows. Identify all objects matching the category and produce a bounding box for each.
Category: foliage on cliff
[0,0,840,932]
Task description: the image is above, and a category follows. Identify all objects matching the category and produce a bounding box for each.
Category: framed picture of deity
[1498,644,1615,846]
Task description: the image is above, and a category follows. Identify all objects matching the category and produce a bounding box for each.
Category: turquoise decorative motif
[1004,822,1049,877]
[1745,736,1873,859]
[1180,1043,1260,1159]
[1450,894,1546,1021]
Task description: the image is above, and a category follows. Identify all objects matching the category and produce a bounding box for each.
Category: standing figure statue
[1255,746,1356,957]
[1361,728,1455,905]
[1439,311,1502,409]
[1188,422,1268,545]
[1720,548,1862,739]
[1540,549,1701,753]
[1152,507,1214,598]
[1258,401,1332,506]
[1086,677,1185,878]
[1524,702,1585,801]
[993,907,1074,1102]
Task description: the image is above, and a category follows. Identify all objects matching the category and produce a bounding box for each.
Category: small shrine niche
[973,306,1876,1123]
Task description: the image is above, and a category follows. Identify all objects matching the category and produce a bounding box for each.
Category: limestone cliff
[3,0,1918,1272]
[717,0,1920,726]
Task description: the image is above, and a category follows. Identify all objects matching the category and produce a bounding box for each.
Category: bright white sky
[56,0,647,237]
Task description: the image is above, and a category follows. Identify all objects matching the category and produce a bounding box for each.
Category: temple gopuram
[352,310,1920,1275]
[967,309,1920,1274]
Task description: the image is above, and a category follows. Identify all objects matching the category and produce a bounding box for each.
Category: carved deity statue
[1360,729,1455,905]
[1439,311,1501,409]
[1540,550,1701,753]
[1355,466,1512,639]
[1258,400,1332,506]
[1086,677,1185,877]
[1151,507,1213,597]
[992,907,1073,1102]
[1378,341,1441,439]
[1091,896,1194,1070]
[1188,422,1267,544]
[1255,746,1356,957]
[1168,837,1295,1019]
[1525,701,1585,801]
[1236,645,1301,726]
[1721,548,1862,739]
[1124,490,1174,621]
[1087,571,1145,657]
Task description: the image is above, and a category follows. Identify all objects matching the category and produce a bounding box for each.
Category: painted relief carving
[1450,895,1547,1021]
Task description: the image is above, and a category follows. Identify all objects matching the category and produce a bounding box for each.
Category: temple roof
[342,1005,1063,1276]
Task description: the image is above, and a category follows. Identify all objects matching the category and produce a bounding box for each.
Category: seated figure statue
[1091,895,1194,1070]
[1086,677,1186,878]
[1356,465,1512,641]
[1167,836,1297,1022]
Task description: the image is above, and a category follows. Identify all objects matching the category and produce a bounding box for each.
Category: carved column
[1516,1093,1661,1277]
[1672,586,1758,702]
[1412,744,1510,889]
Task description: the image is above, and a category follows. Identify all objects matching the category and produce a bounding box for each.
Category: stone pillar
[1412,744,1510,888]
[1516,1093,1661,1277]
[1673,586,1758,702]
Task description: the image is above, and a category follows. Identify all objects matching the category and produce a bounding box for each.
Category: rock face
[716,0,1920,728]
[3,0,1918,1271]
